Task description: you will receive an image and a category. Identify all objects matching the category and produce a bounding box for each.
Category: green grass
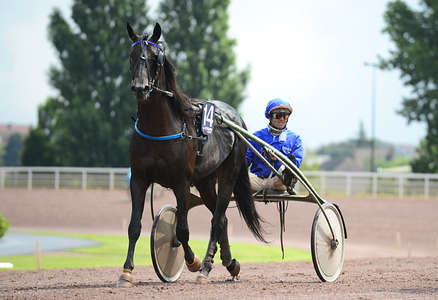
[0,232,310,270]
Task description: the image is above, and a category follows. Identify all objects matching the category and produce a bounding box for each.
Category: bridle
[131,40,173,99]
[129,40,207,142]
[131,40,189,142]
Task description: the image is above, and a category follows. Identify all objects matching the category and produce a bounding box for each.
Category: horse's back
[192,99,246,179]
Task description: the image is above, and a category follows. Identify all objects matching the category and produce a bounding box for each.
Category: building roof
[0,124,31,145]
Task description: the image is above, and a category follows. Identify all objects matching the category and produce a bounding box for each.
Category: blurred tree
[21,0,150,167]
[21,127,59,166]
[3,134,23,166]
[317,141,354,171]
[317,137,392,171]
[299,149,320,171]
[380,0,438,173]
[157,0,250,108]
[376,154,411,169]
[0,212,9,239]
[410,139,438,173]
[0,145,4,165]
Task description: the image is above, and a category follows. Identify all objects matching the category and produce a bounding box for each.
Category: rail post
[346,175,352,196]
[398,175,404,199]
[372,174,378,197]
[54,169,60,189]
[27,169,32,190]
[109,170,114,190]
[82,170,87,190]
[424,176,430,199]
[0,169,5,189]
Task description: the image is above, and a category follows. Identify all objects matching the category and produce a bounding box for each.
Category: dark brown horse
[118,23,265,285]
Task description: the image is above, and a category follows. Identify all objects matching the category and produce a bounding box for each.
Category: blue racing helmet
[264,98,293,119]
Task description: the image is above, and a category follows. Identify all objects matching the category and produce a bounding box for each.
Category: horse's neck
[137,97,183,135]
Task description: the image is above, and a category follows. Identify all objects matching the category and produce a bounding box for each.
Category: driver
[246,98,303,193]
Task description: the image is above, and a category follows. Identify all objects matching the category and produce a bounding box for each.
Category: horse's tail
[233,161,267,243]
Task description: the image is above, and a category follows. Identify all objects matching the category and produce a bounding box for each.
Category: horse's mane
[163,58,194,121]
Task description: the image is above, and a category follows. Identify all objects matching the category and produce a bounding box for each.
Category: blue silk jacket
[246,127,303,178]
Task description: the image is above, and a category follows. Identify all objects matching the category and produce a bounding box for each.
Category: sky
[0,0,425,149]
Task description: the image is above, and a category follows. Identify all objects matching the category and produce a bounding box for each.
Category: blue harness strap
[134,120,185,141]
[131,40,161,51]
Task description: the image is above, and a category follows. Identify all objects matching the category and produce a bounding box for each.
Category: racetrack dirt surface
[1,188,438,299]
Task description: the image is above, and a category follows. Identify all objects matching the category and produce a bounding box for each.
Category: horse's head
[127,22,165,102]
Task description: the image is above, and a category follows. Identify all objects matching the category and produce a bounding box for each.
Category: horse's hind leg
[196,176,236,278]
[194,175,223,276]
[198,183,233,278]
[215,151,246,279]
[118,175,150,287]
[198,163,241,279]
[173,182,199,272]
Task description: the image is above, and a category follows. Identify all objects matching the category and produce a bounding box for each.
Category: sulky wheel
[310,202,346,282]
[150,205,185,283]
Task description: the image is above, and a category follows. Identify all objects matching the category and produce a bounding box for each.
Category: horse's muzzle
[131,85,151,93]
[131,79,152,100]
[131,79,150,91]
[132,86,152,103]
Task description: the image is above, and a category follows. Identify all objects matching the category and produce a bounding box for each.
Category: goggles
[270,112,290,120]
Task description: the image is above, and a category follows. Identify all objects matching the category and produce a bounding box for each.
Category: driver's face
[271,117,288,129]
[270,111,289,129]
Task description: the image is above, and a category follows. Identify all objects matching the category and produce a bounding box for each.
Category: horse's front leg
[117,175,150,287]
[173,182,200,272]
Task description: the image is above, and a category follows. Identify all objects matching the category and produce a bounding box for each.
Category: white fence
[1,167,438,198]
[0,167,129,191]
[301,171,438,198]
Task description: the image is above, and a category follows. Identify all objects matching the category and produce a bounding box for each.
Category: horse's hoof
[226,259,240,278]
[186,255,201,272]
[196,273,209,284]
[117,271,133,288]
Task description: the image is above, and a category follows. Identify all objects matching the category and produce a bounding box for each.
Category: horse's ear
[127,23,139,42]
[150,23,161,43]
